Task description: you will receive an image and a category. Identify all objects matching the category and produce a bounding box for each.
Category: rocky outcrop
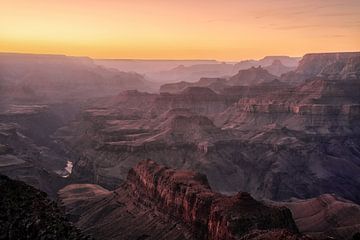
[264,59,296,76]
[59,182,195,240]
[128,160,300,240]
[0,174,90,240]
[281,52,360,84]
[160,78,228,94]
[228,66,277,86]
[59,160,307,240]
[234,56,300,73]
[275,194,360,240]
[160,81,193,93]
[258,56,300,67]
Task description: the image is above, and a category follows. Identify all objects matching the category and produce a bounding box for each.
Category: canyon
[1,51,360,239]
[59,53,360,205]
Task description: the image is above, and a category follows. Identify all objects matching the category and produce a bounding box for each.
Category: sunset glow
[1,0,359,60]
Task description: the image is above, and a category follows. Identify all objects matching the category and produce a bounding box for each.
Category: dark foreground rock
[0,174,90,240]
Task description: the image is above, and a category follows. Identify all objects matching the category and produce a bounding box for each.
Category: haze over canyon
[1,1,360,239]
[1,51,360,240]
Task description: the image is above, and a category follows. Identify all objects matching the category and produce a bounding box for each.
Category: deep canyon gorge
[1,52,360,240]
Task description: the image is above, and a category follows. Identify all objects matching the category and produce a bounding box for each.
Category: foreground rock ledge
[0,174,90,240]
[60,159,311,240]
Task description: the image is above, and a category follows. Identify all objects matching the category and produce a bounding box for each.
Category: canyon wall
[127,160,299,240]
[281,52,360,84]
[60,160,309,240]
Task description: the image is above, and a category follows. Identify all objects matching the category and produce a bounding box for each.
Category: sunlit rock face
[59,160,307,240]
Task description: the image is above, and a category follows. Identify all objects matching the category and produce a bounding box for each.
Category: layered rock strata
[60,160,308,240]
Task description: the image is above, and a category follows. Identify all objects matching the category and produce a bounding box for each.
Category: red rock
[59,159,306,240]
[126,160,300,240]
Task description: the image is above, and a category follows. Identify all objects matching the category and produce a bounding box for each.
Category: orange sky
[1,0,359,60]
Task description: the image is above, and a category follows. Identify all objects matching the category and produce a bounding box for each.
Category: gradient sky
[1,0,359,60]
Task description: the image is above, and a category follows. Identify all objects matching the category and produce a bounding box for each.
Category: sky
[1,0,359,60]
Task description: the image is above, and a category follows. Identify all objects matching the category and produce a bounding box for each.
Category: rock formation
[228,66,277,86]
[160,65,282,94]
[160,77,228,94]
[274,194,360,240]
[59,160,308,240]
[264,59,296,76]
[148,63,235,83]
[233,56,300,73]
[281,52,360,84]
[0,174,90,240]
[159,67,280,94]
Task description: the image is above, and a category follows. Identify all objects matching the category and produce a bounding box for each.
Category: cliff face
[60,160,306,240]
[264,59,296,76]
[152,87,230,116]
[218,78,360,133]
[0,174,89,240]
[59,183,195,240]
[127,160,299,240]
[281,52,360,84]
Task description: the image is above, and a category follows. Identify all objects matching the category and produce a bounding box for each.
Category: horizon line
[0,51,303,62]
[1,50,359,62]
